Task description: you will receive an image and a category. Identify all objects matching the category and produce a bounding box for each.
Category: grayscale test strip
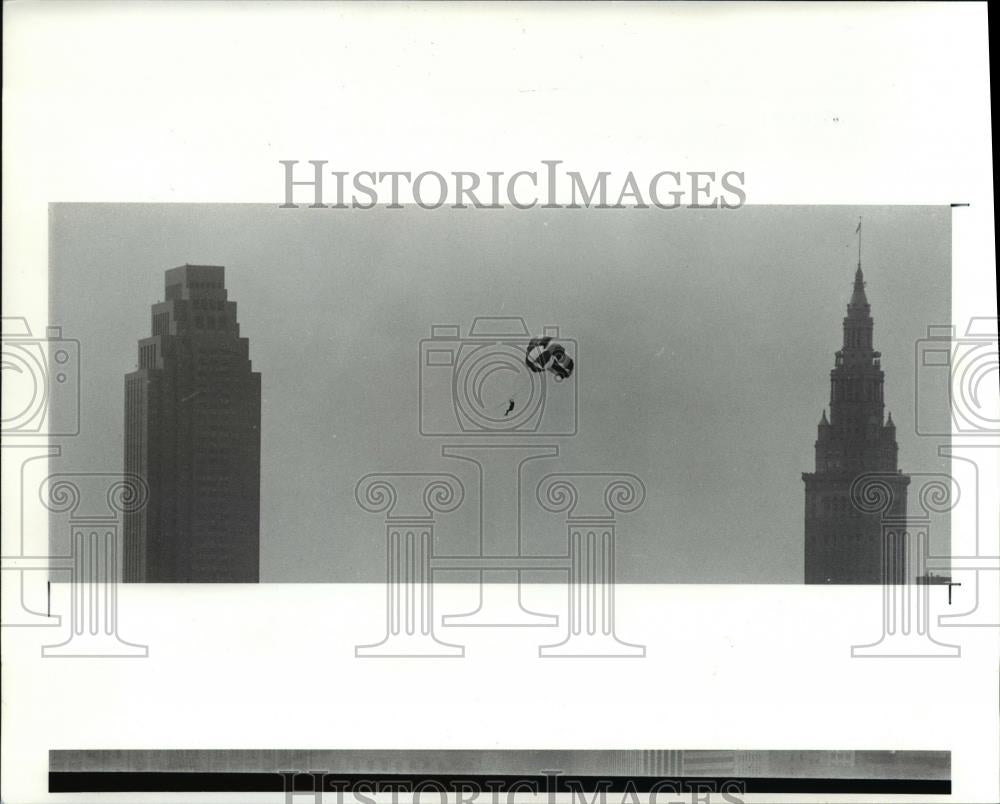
[50,749,950,795]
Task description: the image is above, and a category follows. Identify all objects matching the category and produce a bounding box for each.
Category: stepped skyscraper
[124,265,261,582]
[802,253,909,584]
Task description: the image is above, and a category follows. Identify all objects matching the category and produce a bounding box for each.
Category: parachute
[499,335,575,418]
[525,336,574,381]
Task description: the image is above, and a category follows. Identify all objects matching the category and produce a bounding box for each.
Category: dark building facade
[802,263,909,584]
[124,265,260,582]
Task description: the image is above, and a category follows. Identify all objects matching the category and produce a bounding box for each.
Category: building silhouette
[124,265,260,582]
[802,262,909,584]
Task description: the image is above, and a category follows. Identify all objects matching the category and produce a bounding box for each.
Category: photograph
[47,204,951,585]
[2,3,995,804]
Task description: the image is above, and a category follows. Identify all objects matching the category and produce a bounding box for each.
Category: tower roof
[849,265,869,309]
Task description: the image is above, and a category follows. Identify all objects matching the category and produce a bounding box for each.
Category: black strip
[50,772,951,795]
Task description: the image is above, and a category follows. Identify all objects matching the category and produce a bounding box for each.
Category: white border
[2,3,997,804]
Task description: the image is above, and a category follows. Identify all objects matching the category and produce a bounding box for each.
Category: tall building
[124,265,261,582]
[802,261,909,584]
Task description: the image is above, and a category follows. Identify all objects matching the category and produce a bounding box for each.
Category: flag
[856,218,862,234]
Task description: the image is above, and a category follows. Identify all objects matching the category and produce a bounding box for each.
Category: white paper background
[2,3,997,803]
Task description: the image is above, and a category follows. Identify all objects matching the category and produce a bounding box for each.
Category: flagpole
[857,216,862,269]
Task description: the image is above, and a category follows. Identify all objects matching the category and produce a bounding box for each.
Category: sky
[49,204,951,582]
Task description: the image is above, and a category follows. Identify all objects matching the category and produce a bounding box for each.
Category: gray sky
[49,204,951,582]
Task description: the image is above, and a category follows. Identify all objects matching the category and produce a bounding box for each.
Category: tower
[124,265,261,582]
[802,256,909,584]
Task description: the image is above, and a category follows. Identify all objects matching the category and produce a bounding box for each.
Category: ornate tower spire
[849,265,869,310]
[802,234,909,584]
